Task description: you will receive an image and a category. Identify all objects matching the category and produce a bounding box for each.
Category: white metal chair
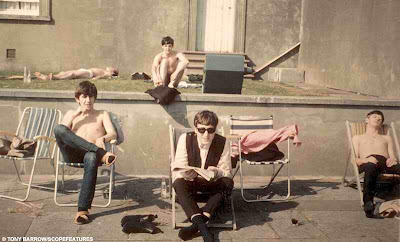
[342,121,400,205]
[229,116,291,202]
[54,114,122,208]
[0,107,62,201]
[169,125,237,230]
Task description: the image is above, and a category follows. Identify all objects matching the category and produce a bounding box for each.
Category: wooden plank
[253,42,301,74]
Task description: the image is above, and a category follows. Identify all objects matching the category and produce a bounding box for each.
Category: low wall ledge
[1,89,400,107]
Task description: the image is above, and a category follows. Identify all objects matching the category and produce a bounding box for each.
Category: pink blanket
[232,125,301,155]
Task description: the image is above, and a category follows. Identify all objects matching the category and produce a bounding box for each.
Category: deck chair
[342,121,400,205]
[229,116,291,203]
[54,113,123,208]
[0,107,62,201]
[169,125,237,230]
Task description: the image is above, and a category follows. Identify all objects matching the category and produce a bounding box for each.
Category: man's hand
[386,158,398,167]
[182,170,197,180]
[207,166,219,178]
[72,106,83,118]
[95,137,106,150]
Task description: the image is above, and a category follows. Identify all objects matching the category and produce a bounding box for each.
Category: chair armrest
[109,139,117,144]
[33,135,56,143]
[0,130,17,137]
[225,134,241,140]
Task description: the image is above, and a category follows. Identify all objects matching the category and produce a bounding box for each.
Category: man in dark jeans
[171,110,233,242]
[54,81,117,224]
[352,110,400,218]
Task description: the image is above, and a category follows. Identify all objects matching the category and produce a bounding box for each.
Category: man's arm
[385,135,398,167]
[172,133,197,180]
[175,52,189,72]
[207,140,232,179]
[352,135,365,166]
[151,53,163,84]
[61,108,82,129]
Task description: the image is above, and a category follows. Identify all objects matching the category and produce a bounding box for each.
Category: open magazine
[172,165,215,181]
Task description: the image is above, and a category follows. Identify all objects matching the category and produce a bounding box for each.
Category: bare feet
[34,72,49,80]
[101,152,116,167]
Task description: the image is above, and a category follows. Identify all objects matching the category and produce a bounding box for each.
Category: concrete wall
[245,0,302,79]
[298,0,400,98]
[0,0,187,75]
[1,89,400,178]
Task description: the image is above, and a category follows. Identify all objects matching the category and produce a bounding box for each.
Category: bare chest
[71,115,105,143]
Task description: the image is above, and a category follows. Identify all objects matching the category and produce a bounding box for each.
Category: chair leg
[171,189,177,229]
[230,194,237,230]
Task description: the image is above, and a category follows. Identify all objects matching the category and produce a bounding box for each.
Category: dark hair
[367,110,384,123]
[194,110,218,128]
[75,81,98,100]
[161,36,174,46]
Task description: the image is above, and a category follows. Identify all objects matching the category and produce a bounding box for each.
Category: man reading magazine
[171,110,233,242]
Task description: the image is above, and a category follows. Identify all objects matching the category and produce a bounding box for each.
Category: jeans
[359,155,400,204]
[173,177,234,220]
[54,124,106,211]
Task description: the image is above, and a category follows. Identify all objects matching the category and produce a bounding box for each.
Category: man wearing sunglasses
[172,110,233,242]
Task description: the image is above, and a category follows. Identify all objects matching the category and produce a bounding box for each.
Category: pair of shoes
[74,211,90,225]
[101,152,116,167]
[121,214,163,234]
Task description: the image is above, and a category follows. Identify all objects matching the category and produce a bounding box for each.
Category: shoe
[364,201,383,219]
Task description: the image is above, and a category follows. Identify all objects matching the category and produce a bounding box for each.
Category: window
[6,49,16,58]
[0,0,50,21]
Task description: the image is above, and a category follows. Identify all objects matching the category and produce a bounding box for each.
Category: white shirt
[171,133,232,181]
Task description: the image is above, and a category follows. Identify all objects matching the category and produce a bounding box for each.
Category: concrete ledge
[1,89,400,107]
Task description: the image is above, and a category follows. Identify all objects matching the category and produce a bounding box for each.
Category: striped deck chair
[229,116,291,202]
[169,125,237,230]
[0,107,62,202]
[343,121,400,205]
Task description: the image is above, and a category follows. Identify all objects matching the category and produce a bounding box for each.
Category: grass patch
[0,72,330,96]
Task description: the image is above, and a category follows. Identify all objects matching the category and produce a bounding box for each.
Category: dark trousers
[359,155,400,204]
[54,124,105,211]
[173,177,234,220]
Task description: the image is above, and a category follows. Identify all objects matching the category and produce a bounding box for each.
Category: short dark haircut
[194,110,218,128]
[75,81,97,100]
[367,110,384,123]
[161,36,174,46]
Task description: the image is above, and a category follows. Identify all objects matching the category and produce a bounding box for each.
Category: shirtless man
[34,67,118,81]
[352,110,400,218]
[151,36,189,88]
[53,80,117,225]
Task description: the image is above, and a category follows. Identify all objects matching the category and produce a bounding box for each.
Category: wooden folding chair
[169,125,237,230]
[342,121,400,205]
[54,114,122,208]
[0,107,62,201]
[229,116,292,202]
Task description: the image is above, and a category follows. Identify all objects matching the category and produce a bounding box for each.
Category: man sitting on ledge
[352,110,400,218]
[171,110,233,242]
[54,80,117,225]
[35,67,118,81]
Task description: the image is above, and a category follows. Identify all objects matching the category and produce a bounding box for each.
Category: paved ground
[0,174,399,242]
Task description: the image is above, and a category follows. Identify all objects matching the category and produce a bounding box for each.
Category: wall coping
[1,89,400,107]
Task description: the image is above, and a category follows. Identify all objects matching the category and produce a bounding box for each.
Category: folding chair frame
[342,121,400,206]
[0,107,62,202]
[54,141,116,208]
[230,116,291,203]
[169,125,237,230]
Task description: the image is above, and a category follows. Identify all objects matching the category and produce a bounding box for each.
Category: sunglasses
[196,127,216,134]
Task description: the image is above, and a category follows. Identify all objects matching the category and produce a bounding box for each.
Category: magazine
[172,165,215,181]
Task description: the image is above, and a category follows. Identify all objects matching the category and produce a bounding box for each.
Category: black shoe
[178,223,199,241]
[364,201,383,219]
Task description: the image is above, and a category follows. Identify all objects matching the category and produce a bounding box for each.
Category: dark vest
[186,132,226,169]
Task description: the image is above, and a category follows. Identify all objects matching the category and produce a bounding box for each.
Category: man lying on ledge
[35,67,118,81]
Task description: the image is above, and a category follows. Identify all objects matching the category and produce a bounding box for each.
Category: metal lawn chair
[0,107,62,201]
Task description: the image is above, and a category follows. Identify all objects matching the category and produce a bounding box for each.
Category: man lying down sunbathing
[35,67,118,81]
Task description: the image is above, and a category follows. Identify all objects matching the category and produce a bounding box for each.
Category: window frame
[0,0,51,21]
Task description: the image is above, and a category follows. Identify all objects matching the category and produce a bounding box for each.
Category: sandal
[75,211,90,225]
[101,152,116,167]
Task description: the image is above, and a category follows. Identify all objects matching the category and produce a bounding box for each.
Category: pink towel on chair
[232,125,301,156]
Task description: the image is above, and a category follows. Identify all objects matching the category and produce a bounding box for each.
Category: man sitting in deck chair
[171,110,233,242]
[54,80,117,225]
[352,110,400,218]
